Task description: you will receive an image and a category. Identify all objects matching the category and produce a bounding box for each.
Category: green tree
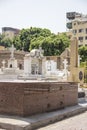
[13,27,51,51]
[0,34,12,47]
[79,46,87,62]
[13,27,70,55]
[30,33,70,56]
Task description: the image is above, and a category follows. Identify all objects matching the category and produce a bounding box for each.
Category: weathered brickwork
[0,82,78,116]
[0,50,27,69]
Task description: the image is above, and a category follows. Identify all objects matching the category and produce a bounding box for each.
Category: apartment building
[2,27,20,39]
[66,12,87,46]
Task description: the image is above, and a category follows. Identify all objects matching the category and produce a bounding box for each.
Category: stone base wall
[0,82,78,116]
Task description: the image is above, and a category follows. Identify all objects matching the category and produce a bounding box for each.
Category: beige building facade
[66,12,87,46]
[2,27,20,39]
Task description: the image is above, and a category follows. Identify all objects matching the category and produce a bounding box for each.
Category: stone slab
[0,102,87,130]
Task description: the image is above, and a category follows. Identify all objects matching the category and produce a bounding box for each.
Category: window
[79,45,82,47]
[73,30,77,34]
[19,64,22,69]
[79,29,83,33]
[74,22,76,26]
[78,37,83,42]
[85,36,87,40]
[86,28,87,34]
[10,64,12,68]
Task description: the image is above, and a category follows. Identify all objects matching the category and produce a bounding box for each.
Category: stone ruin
[0,44,70,81]
[0,38,80,116]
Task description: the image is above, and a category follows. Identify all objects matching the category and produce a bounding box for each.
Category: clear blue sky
[0,0,87,34]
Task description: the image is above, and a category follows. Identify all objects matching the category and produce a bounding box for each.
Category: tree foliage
[0,34,12,47]
[79,46,87,62]
[0,27,70,56]
[30,31,70,56]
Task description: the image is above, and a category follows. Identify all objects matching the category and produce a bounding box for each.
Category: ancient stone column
[70,37,78,69]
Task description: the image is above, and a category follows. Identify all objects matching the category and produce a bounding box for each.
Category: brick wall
[0,81,78,116]
[0,50,27,69]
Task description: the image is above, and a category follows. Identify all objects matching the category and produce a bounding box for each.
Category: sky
[0,0,87,34]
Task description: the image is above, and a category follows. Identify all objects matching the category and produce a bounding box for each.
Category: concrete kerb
[0,102,87,130]
[30,103,87,130]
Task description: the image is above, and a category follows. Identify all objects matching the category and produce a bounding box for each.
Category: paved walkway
[0,102,87,130]
[37,111,87,130]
